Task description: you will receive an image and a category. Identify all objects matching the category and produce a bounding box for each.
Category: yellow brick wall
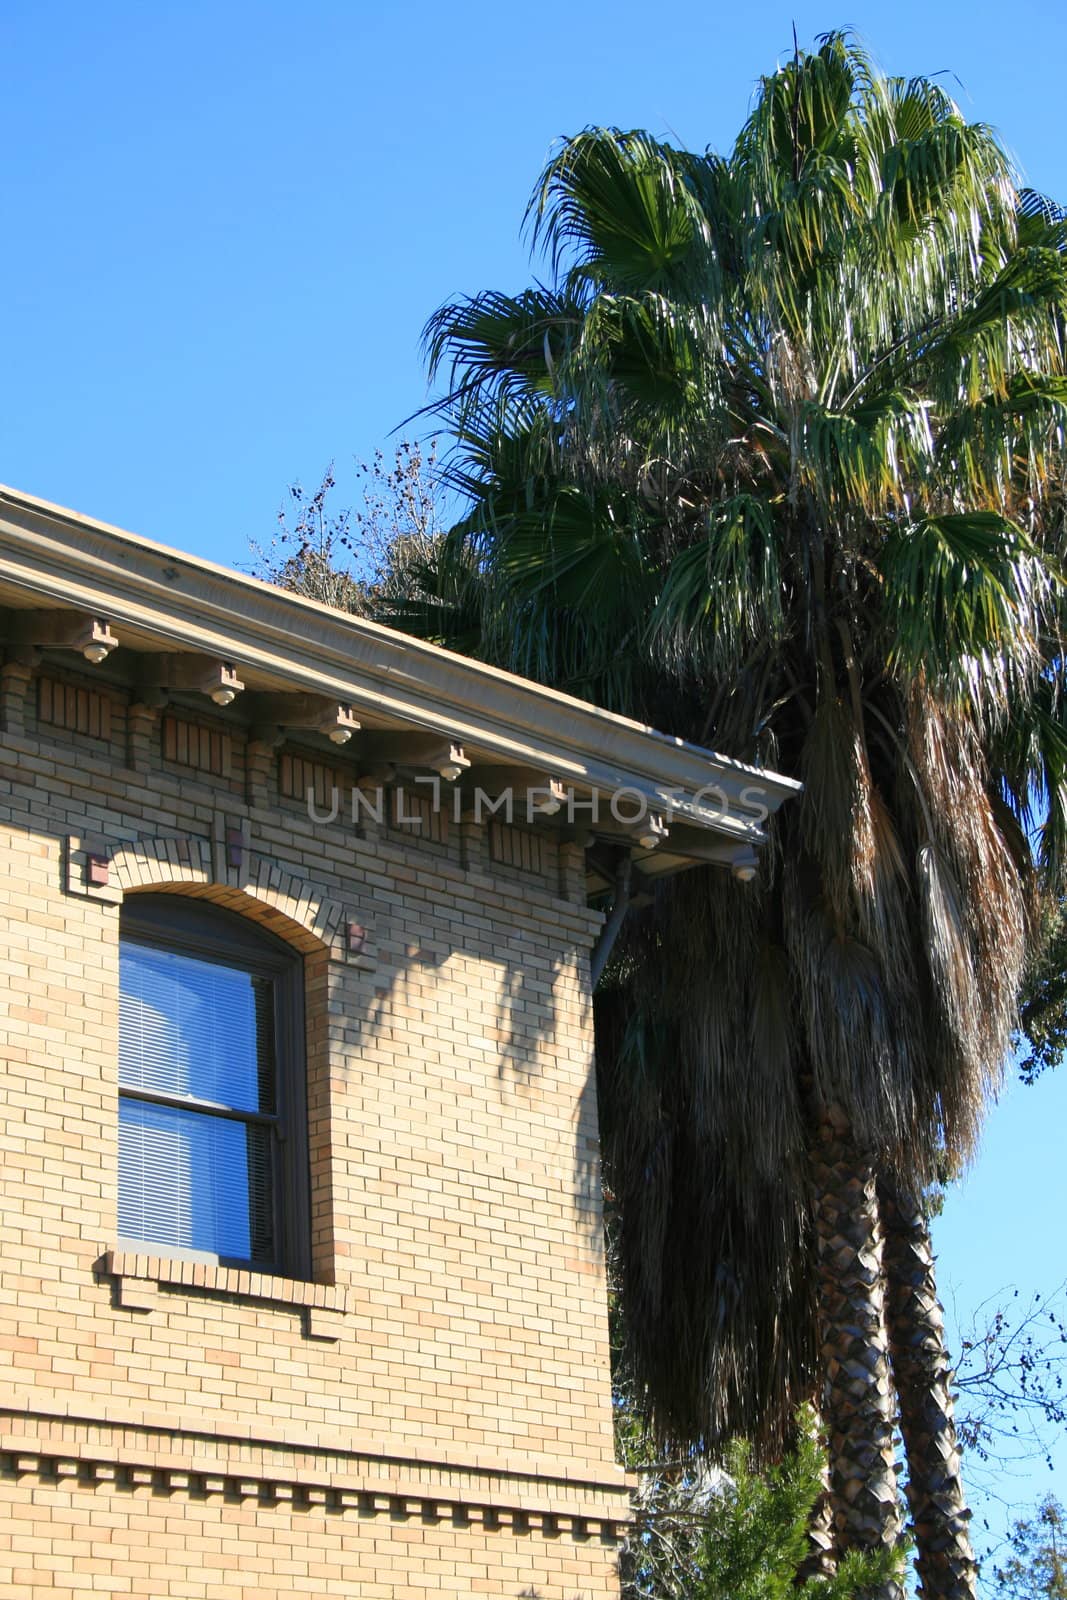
[0,680,627,1598]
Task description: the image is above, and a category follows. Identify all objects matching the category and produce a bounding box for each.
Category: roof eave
[0,484,801,855]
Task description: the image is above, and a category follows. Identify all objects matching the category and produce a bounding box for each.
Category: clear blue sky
[935,1066,1067,1572]
[3,0,1066,1583]
[3,1,1067,558]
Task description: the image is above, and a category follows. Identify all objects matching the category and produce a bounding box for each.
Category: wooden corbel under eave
[249,692,361,746]
[6,608,118,665]
[356,730,470,780]
[463,766,567,817]
[133,652,246,707]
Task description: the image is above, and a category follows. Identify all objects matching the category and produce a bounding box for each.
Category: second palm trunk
[810,1103,904,1600]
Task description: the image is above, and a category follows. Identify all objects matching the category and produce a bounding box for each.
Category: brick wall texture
[0,673,628,1598]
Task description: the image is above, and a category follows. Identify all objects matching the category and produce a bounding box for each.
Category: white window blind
[118,939,277,1265]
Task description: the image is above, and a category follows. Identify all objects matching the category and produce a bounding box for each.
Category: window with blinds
[116,897,308,1274]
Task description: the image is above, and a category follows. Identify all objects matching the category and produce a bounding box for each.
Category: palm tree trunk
[878,1177,978,1600]
[809,1103,904,1598]
[795,1411,837,1586]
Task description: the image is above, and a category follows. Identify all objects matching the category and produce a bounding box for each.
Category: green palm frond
[925,245,1067,408]
[996,675,1067,886]
[881,513,1052,698]
[487,483,649,606]
[1017,186,1067,250]
[527,127,714,296]
[650,495,785,672]
[879,116,1006,236]
[795,391,934,509]
[734,31,865,196]
[422,285,587,407]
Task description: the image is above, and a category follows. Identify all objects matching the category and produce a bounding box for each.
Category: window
[117,895,309,1275]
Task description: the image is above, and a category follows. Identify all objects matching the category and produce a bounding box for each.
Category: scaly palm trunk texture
[810,1105,903,1599]
[879,1179,978,1600]
[795,1415,837,1585]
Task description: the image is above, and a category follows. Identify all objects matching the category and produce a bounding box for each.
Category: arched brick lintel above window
[65,826,373,967]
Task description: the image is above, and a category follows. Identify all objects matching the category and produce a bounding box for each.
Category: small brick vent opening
[279,752,346,811]
[162,713,231,777]
[390,785,450,844]
[489,821,551,877]
[38,676,113,742]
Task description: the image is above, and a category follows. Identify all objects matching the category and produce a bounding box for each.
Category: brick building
[0,486,796,1599]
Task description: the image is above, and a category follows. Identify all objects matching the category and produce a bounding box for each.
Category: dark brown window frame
[118,893,311,1279]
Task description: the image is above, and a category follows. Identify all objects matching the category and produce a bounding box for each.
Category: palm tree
[396,34,1067,1599]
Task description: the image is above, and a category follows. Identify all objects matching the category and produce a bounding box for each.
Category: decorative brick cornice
[0,1446,624,1541]
[0,1410,632,1539]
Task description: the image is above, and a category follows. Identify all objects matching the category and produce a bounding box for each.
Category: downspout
[589,853,633,989]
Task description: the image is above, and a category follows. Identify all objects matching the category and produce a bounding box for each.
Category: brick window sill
[101,1250,351,1341]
